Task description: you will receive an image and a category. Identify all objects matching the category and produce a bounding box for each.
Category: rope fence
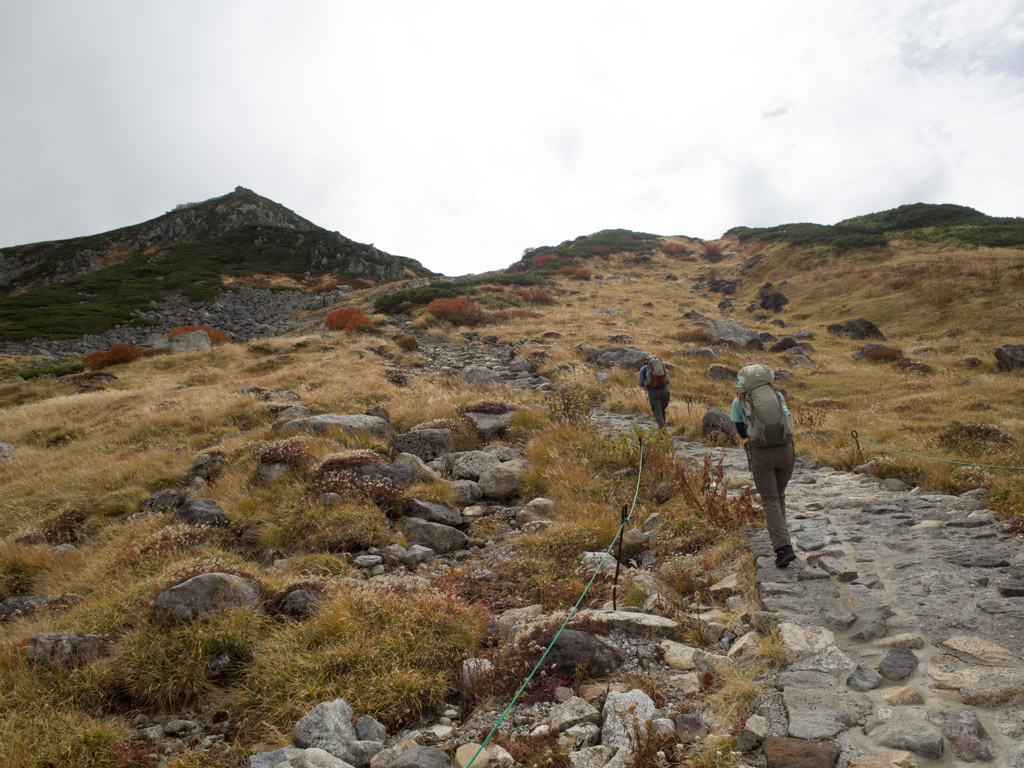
[465,436,646,767]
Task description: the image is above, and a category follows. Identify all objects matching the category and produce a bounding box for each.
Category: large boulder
[995,344,1024,372]
[828,318,885,340]
[478,459,529,500]
[140,489,185,515]
[392,453,442,483]
[461,366,501,385]
[154,572,261,623]
[701,408,739,444]
[293,698,384,768]
[24,632,104,667]
[445,451,501,481]
[169,330,212,354]
[405,499,463,526]
[585,347,649,369]
[706,321,762,349]
[403,518,468,554]
[390,429,452,462]
[545,630,625,677]
[281,414,393,440]
[174,498,229,527]
[758,283,789,312]
[462,410,516,439]
[601,690,656,752]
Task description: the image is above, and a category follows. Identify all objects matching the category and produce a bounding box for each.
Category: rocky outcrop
[994,343,1024,371]
[828,318,885,340]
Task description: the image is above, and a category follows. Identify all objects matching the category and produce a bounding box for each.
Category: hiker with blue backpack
[732,364,797,568]
[639,355,670,429]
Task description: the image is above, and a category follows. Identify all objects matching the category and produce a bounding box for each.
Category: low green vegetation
[727,202,1024,253]
[371,273,546,314]
[519,228,664,271]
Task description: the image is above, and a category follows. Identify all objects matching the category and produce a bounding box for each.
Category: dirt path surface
[593,408,1024,767]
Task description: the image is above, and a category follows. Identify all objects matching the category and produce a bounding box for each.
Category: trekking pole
[851,429,865,463]
[612,503,628,611]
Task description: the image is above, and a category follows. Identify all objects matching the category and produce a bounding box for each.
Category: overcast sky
[2,1,1022,276]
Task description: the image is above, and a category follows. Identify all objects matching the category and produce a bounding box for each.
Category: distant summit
[0,187,432,295]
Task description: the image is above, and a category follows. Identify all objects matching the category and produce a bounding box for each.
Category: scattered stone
[293,698,384,767]
[847,663,883,691]
[778,622,835,660]
[828,318,885,340]
[601,690,655,752]
[567,746,614,768]
[585,347,649,369]
[247,747,305,768]
[995,343,1024,372]
[0,442,13,460]
[660,640,699,671]
[945,553,1010,568]
[781,671,871,739]
[701,407,739,443]
[546,630,625,677]
[851,616,888,642]
[734,713,768,752]
[763,735,840,768]
[879,648,917,681]
[874,634,922,650]
[403,518,468,554]
[386,745,452,768]
[882,686,924,706]
[940,635,1011,664]
[478,459,528,500]
[820,610,858,632]
[923,710,994,761]
[154,572,261,623]
[174,498,229,527]
[405,499,463,526]
[847,751,920,768]
[276,748,356,768]
[550,697,601,732]
[391,429,451,462]
[462,410,516,439]
[706,321,762,349]
[139,488,185,515]
[281,414,393,439]
[870,725,943,759]
[574,610,683,641]
[23,632,105,667]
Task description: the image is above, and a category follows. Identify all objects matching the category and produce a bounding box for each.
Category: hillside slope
[0,188,435,342]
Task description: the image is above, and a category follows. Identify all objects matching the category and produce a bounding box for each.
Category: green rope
[465,436,646,767]
[796,432,1024,471]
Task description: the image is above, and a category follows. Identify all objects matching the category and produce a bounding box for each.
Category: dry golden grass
[0,236,1022,763]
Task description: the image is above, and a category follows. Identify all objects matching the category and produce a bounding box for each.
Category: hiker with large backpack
[639,354,670,429]
[731,364,797,568]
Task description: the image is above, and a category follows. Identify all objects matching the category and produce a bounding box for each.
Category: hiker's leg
[660,389,670,428]
[775,442,795,519]
[648,390,666,428]
[749,445,792,551]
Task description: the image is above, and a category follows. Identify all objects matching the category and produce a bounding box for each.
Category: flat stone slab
[939,635,1011,663]
[780,672,871,739]
[574,610,683,640]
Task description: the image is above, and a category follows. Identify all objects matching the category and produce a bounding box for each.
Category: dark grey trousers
[647,387,669,428]
[747,441,795,551]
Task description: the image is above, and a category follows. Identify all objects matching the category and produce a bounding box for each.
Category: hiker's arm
[638,367,646,387]
[731,397,749,439]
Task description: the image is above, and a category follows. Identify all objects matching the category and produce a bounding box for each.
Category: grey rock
[139,488,185,514]
[947,553,1010,568]
[247,746,304,768]
[154,572,261,623]
[402,544,435,566]
[995,343,1024,372]
[448,480,482,507]
[674,713,708,743]
[585,346,649,369]
[259,462,291,481]
[403,518,468,554]
[734,713,768,752]
[601,690,656,752]
[846,662,882,691]
[187,452,225,481]
[1,595,69,621]
[354,716,387,744]
[169,330,212,353]
[871,724,944,759]
[461,366,501,385]
[618,529,649,564]
[447,451,501,481]
[404,499,462,526]
[706,320,762,349]
[462,410,516,439]
[820,610,858,631]
[853,343,901,360]
[277,749,357,768]
[567,746,614,768]
[478,459,528,500]
[701,407,739,443]
[879,647,918,680]
[551,696,601,732]
[546,630,625,677]
[293,698,384,767]
[850,616,887,642]
[23,632,104,667]
[782,673,872,739]
[828,318,885,340]
[925,709,995,762]
[281,414,393,439]
[174,498,229,527]
[391,429,452,462]
[386,745,452,768]
[278,589,323,619]
[0,442,13,460]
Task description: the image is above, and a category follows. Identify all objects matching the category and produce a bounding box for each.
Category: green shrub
[17,362,86,379]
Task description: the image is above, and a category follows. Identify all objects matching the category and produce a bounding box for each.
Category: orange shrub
[426,297,485,326]
[84,343,144,370]
[532,253,555,270]
[661,241,689,255]
[569,268,591,280]
[519,287,555,305]
[168,325,231,345]
[703,243,723,259]
[325,307,374,332]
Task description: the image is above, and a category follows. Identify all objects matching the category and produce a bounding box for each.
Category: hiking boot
[774,545,796,568]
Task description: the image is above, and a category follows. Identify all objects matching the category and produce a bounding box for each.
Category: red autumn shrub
[426,296,485,326]
[569,268,591,280]
[532,253,556,270]
[324,307,374,332]
[168,325,231,345]
[703,243,723,259]
[661,241,689,255]
[84,344,144,370]
[519,287,555,305]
